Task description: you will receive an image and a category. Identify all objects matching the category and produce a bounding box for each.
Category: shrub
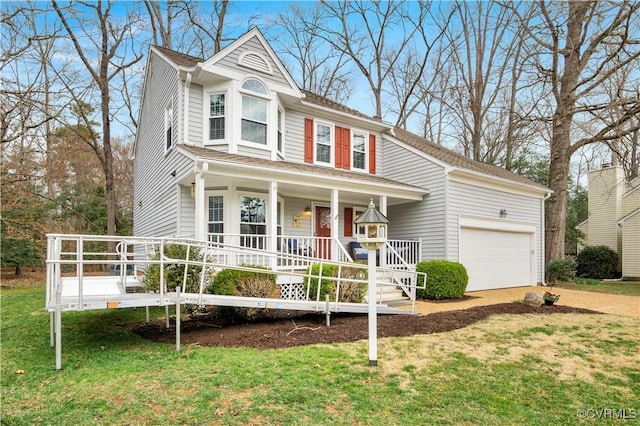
[209,266,276,321]
[416,260,468,300]
[305,263,338,300]
[207,266,276,296]
[304,263,367,303]
[546,257,576,285]
[576,245,620,279]
[142,244,202,293]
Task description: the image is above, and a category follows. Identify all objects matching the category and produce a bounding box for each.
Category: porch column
[379,195,388,267]
[194,163,207,240]
[269,181,278,270]
[331,189,339,261]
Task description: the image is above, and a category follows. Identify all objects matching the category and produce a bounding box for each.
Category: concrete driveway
[412,286,640,318]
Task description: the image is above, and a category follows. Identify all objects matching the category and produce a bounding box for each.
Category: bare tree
[270,3,352,104]
[313,1,428,120]
[52,0,144,237]
[516,1,640,262]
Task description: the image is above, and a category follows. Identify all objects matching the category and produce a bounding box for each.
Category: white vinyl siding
[447,180,543,284]
[383,140,447,260]
[216,35,290,87]
[621,212,640,277]
[134,52,194,239]
[187,83,203,145]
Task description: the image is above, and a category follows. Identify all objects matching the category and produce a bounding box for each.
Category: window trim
[350,129,369,172]
[208,92,226,142]
[314,120,334,166]
[277,107,284,155]
[239,78,270,147]
[206,192,225,236]
[164,102,173,152]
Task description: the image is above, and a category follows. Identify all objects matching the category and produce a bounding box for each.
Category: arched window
[241,79,269,145]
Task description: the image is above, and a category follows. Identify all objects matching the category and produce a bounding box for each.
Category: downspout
[183,72,192,145]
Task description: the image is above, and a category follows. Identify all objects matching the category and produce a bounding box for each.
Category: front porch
[205,233,422,271]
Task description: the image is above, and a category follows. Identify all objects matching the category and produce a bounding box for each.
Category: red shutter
[304,118,314,163]
[335,125,344,168]
[342,128,351,170]
[344,207,353,237]
[369,134,376,174]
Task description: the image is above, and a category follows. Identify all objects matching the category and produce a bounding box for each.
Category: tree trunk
[544,1,587,264]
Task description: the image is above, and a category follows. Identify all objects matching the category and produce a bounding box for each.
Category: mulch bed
[130,303,600,350]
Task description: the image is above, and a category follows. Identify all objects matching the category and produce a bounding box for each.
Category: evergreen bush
[304,263,367,303]
[546,257,576,285]
[142,244,202,293]
[416,260,468,300]
[576,245,620,279]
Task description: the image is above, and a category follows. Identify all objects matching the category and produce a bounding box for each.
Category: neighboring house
[133,28,551,292]
[577,165,640,278]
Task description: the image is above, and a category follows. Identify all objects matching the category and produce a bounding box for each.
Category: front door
[315,206,331,259]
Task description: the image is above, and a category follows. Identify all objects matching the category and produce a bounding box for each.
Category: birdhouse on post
[354,199,389,250]
[353,198,389,367]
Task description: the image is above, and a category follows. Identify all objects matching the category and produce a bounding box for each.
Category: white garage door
[460,227,533,291]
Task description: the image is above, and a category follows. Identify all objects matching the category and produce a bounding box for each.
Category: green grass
[556,280,640,296]
[2,283,639,425]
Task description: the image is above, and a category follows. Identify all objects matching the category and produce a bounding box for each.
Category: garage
[460,221,536,291]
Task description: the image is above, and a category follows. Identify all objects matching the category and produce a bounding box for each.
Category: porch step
[363,285,410,304]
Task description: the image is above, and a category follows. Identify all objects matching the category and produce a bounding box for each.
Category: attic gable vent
[238,51,273,75]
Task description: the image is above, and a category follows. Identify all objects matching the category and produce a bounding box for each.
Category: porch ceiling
[178,145,427,206]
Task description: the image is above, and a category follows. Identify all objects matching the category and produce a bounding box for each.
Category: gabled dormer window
[209,93,225,140]
[241,79,268,145]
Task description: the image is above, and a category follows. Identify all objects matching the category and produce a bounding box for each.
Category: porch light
[354,199,389,250]
[191,182,195,198]
[353,198,389,367]
[304,206,311,215]
[499,209,507,218]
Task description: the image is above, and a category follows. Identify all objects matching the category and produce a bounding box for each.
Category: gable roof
[150,33,548,195]
[153,45,202,68]
[387,128,549,192]
[298,91,548,193]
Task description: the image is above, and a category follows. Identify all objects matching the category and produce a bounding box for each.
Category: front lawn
[556,279,640,296]
[2,282,638,425]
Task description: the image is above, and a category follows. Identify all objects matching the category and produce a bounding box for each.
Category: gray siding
[447,180,544,282]
[383,140,447,260]
[217,36,290,88]
[134,52,194,238]
[283,108,306,163]
[187,83,203,145]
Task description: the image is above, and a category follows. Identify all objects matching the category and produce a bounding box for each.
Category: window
[352,131,367,170]
[241,96,267,144]
[209,94,225,140]
[240,79,269,145]
[353,207,365,237]
[240,196,266,236]
[315,122,332,164]
[165,103,173,150]
[277,109,283,153]
[208,195,224,234]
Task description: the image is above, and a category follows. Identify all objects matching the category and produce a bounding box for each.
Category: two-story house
[134,28,551,292]
[577,165,640,278]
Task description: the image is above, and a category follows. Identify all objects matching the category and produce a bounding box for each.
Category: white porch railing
[205,234,354,268]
